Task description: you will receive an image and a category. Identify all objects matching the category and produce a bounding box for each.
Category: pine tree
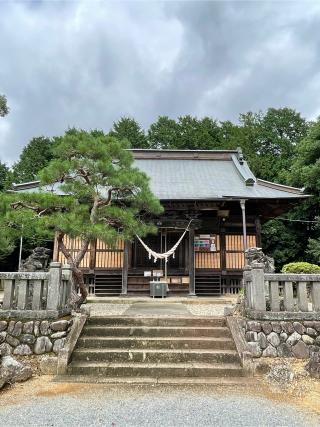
[1,129,163,305]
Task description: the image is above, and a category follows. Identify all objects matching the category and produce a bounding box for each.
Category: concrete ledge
[0,308,71,319]
[265,273,320,281]
[0,271,49,280]
[226,316,254,376]
[57,312,88,375]
[246,309,320,321]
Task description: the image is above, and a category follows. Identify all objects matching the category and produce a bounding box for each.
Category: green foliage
[307,238,320,263]
[148,116,180,149]
[237,108,309,182]
[0,162,9,191]
[12,136,55,183]
[0,94,9,117]
[262,218,306,269]
[148,115,223,150]
[109,117,149,149]
[281,262,320,274]
[285,119,320,266]
[288,119,320,192]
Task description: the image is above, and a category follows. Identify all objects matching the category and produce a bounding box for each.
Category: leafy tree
[148,116,180,149]
[287,119,320,263]
[109,117,149,148]
[262,216,308,269]
[0,162,9,191]
[0,94,9,117]
[175,116,223,150]
[12,136,55,183]
[148,115,223,150]
[237,108,309,182]
[0,129,163,305]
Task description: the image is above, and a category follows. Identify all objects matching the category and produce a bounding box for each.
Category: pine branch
[11,201,66,216]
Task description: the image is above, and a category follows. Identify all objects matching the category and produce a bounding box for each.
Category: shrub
[281,262,320,274]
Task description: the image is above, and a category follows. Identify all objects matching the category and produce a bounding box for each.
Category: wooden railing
[0,262,73,317]
[244,263,320,313]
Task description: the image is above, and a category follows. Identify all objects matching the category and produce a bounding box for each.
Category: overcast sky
[1,0,320,165]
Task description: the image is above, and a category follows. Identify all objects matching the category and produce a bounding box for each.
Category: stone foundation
[0,318,72,357]
[244,320,320,358]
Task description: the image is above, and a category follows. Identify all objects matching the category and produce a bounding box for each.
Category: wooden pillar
[240,199,247,252]
[89,239,97,271]
[255,217,262,247]
[220,228,226,271]
[121,241,129,295]
[188,228,196,296]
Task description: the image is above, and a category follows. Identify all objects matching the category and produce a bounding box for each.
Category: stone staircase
[66,316,246,382]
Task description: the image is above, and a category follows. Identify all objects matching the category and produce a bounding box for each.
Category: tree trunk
[56,231,88,308]
[72,266,88,306]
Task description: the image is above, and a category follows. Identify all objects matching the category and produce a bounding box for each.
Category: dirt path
[1,376,320,426]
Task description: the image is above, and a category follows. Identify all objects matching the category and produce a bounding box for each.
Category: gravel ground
[88,304,131,316]
[87,302,228,317]
[0,383,318,427]
[187,304,226,316]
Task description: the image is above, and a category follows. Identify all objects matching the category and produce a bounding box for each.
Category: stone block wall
[244,320,320,359]
[0,319,72,357]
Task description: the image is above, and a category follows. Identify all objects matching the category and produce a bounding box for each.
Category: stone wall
[0,319,72,356]
[244,320,320,358]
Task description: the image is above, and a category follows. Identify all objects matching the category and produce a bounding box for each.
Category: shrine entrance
[132,230,188,274]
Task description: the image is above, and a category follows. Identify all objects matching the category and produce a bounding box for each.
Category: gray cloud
[1,0,320,164]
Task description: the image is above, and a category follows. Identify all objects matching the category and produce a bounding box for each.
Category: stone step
[72,348,240,364]
[82,325,231,338]
[87,316,226,327]
[77,336,236,350]
[55,376,254,386]
[67,361,245,378]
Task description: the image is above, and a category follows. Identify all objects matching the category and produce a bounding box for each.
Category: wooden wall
[195,234,256,270]
[57,236,124,269]
[195,235,221,269]
[225,234,256,269]
[56,233,256,271]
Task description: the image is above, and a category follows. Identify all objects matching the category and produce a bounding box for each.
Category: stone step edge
[79,336,234,342]
[88,315,226,319]
[84,326,229,330]
[86,299,232,305]
[68,361,242,369]
[54,376,252,385]
[73,348,238,355]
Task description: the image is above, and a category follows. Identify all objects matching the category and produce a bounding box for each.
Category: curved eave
[256,178,308,196]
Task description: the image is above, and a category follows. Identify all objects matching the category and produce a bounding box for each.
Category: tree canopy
[0,162,9,191]
[0,95,9,117]
[1,129,163,304]
[109,117,149,148]
[12,136,55,183]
